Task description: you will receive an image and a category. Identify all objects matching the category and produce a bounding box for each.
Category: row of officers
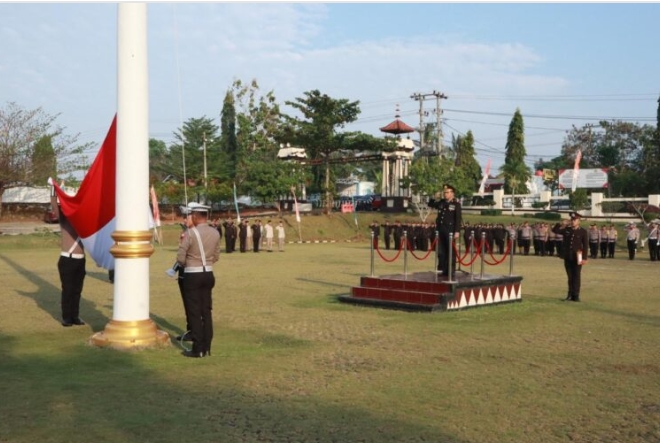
[368,219,660,261]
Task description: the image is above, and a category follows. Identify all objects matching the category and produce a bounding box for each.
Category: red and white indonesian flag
[571,150,582,193]
[51,116,117,270]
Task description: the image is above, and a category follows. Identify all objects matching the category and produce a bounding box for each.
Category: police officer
[177,203,221,358]
[51,189,87,327]
[588,223,600,259]
[626,223,640,260]
[428,184,462,278]
[552,212,589,302]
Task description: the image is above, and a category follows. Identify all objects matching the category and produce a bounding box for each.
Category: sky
[2,2,659,174]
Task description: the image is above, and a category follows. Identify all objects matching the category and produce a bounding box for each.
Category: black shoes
[181,350,210,358]
[62,318,85,327]
[62,320,73,327]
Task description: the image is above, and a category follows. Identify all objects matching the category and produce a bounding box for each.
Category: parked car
[43,208,58,224]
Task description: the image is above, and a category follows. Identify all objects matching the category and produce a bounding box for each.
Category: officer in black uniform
[428,184,463,278]
[552,212,589,302]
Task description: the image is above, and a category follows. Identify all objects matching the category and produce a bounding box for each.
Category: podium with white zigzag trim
[338,271,523,312]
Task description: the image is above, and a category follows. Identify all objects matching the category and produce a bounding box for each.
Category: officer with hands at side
[552,212,589,302]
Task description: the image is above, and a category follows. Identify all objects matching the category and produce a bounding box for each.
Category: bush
[531,201,548,209]
[480,209,502,216]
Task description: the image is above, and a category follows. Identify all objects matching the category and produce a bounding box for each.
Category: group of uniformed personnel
[210,218,282,253]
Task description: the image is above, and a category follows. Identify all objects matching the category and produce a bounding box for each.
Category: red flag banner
[51,115,117,270]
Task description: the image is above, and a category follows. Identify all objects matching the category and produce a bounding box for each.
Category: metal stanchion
[508,236,514,276]
[403,231,408,278]
[447,231,456,283]
[479,232,486,280]
[470,230,475,281]
[434,230,439,282]
[370,231,375,277]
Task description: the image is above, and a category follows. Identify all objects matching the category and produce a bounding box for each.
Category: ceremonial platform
[339,271,523,312]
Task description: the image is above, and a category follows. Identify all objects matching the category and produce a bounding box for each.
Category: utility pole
[433,90,447,156]
[202,131,208,203]
[411,93,425,152]
[411,91,448,157]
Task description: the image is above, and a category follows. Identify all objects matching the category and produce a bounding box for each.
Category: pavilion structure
[378,108,416,212]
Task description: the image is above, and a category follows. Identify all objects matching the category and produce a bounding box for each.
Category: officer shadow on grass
[0,329,469,443]
[0,252,108,328]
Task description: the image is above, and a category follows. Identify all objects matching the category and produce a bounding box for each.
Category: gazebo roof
[379,119,415,134]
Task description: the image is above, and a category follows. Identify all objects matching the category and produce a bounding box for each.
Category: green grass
[0,216,659,443]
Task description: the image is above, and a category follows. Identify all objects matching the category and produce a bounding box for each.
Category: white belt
[61,252,85,259]
[184,266,213,273]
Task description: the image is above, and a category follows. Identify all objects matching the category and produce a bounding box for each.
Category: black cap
[443,184,456,192]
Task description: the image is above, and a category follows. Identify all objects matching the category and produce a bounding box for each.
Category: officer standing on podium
[428,184,463,278]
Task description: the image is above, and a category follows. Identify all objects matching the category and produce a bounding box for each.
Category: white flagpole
[92,3,168,349]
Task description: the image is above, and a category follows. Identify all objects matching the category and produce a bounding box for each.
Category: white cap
[187,202,210,213]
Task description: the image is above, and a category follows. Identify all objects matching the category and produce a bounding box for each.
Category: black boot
[562,293,572,301]
[571,294,580,302]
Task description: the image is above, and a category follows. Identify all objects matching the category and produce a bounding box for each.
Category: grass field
[0,217,659,443]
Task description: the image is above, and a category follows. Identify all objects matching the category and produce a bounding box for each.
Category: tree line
[2,84,659,216]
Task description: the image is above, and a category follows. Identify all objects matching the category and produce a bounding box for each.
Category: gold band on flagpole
[110,230,154,258]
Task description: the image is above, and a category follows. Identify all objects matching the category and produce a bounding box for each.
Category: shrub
[480,209,502,216]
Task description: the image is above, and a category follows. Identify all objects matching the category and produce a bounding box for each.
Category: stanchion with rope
[370,231,375,277]
[406,238,436,261]
[470,231,475,281]
[482,238,513,265]
[403,231,409,277]
[447,231,457,283]
[434,230,440,282]
[479,232,486,280]
[509,236,515,276]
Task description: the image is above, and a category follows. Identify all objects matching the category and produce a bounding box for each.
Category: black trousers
[627,240,637,260]
[599,242,608,258]
[57,255,86,321]
[563,258,583,300]
[177,275,190,331]
[608,242,615,258]
[649,239,658,261]
[589,242,598,258]
[183,271,215,354]
[437,229,456,276]
[384,235,391,250]
[253,236,261,252]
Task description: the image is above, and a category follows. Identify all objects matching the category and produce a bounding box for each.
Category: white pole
[92,3,168,349]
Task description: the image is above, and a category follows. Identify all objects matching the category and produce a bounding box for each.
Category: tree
[219,89,238,181]
[453,131,482,190]
[230,79,283,193]
[0,102,90,214]
[281,90,362,213]
[561,121,655,196]
[404,155,470,199]
[500,108,531,195]
[168,117,223,203]
[31,135,56,185]
[148,138,169,184]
